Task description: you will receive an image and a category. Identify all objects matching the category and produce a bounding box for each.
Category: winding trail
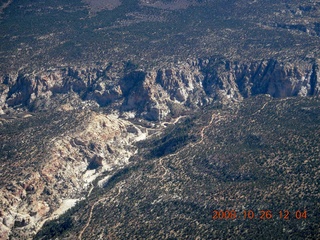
[78,185,122,240]
[78,118,188,238]
[159,157,169,180]
[160,115,186,127]
[78,198,106,240]
[158,112,219,180]
[78,112,219,237]
[198,112,217,145]
[252,101,269,116]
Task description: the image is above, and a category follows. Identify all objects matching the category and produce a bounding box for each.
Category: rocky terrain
[0,107,158,239]
[34,95,320,240]
[1,0,320,73]
[1,58,319,121]
[0,0,320,239]
[1,57,319,239]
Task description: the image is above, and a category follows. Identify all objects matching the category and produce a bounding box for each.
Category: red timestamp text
[212,210,307,220]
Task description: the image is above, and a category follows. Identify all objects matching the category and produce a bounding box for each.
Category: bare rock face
[1,58,319,122]
[0,109,149,239]
[0,58,319,239]
[0,60,319,240]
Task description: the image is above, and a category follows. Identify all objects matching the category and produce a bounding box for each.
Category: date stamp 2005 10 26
[212,210,307,220]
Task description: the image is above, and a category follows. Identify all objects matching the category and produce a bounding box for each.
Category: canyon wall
[0,57,319,238]
[1,58,319,120]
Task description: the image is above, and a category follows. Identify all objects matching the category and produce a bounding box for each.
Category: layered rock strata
[0,109,148,239]
[1,58,319,120]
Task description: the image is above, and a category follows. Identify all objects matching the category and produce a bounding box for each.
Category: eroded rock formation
[1,58,319,120]
[0,57,319,238]
[0,110,148,239]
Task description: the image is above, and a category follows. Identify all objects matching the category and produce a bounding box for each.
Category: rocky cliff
[0,57,320,239]
[1,58,319,121]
